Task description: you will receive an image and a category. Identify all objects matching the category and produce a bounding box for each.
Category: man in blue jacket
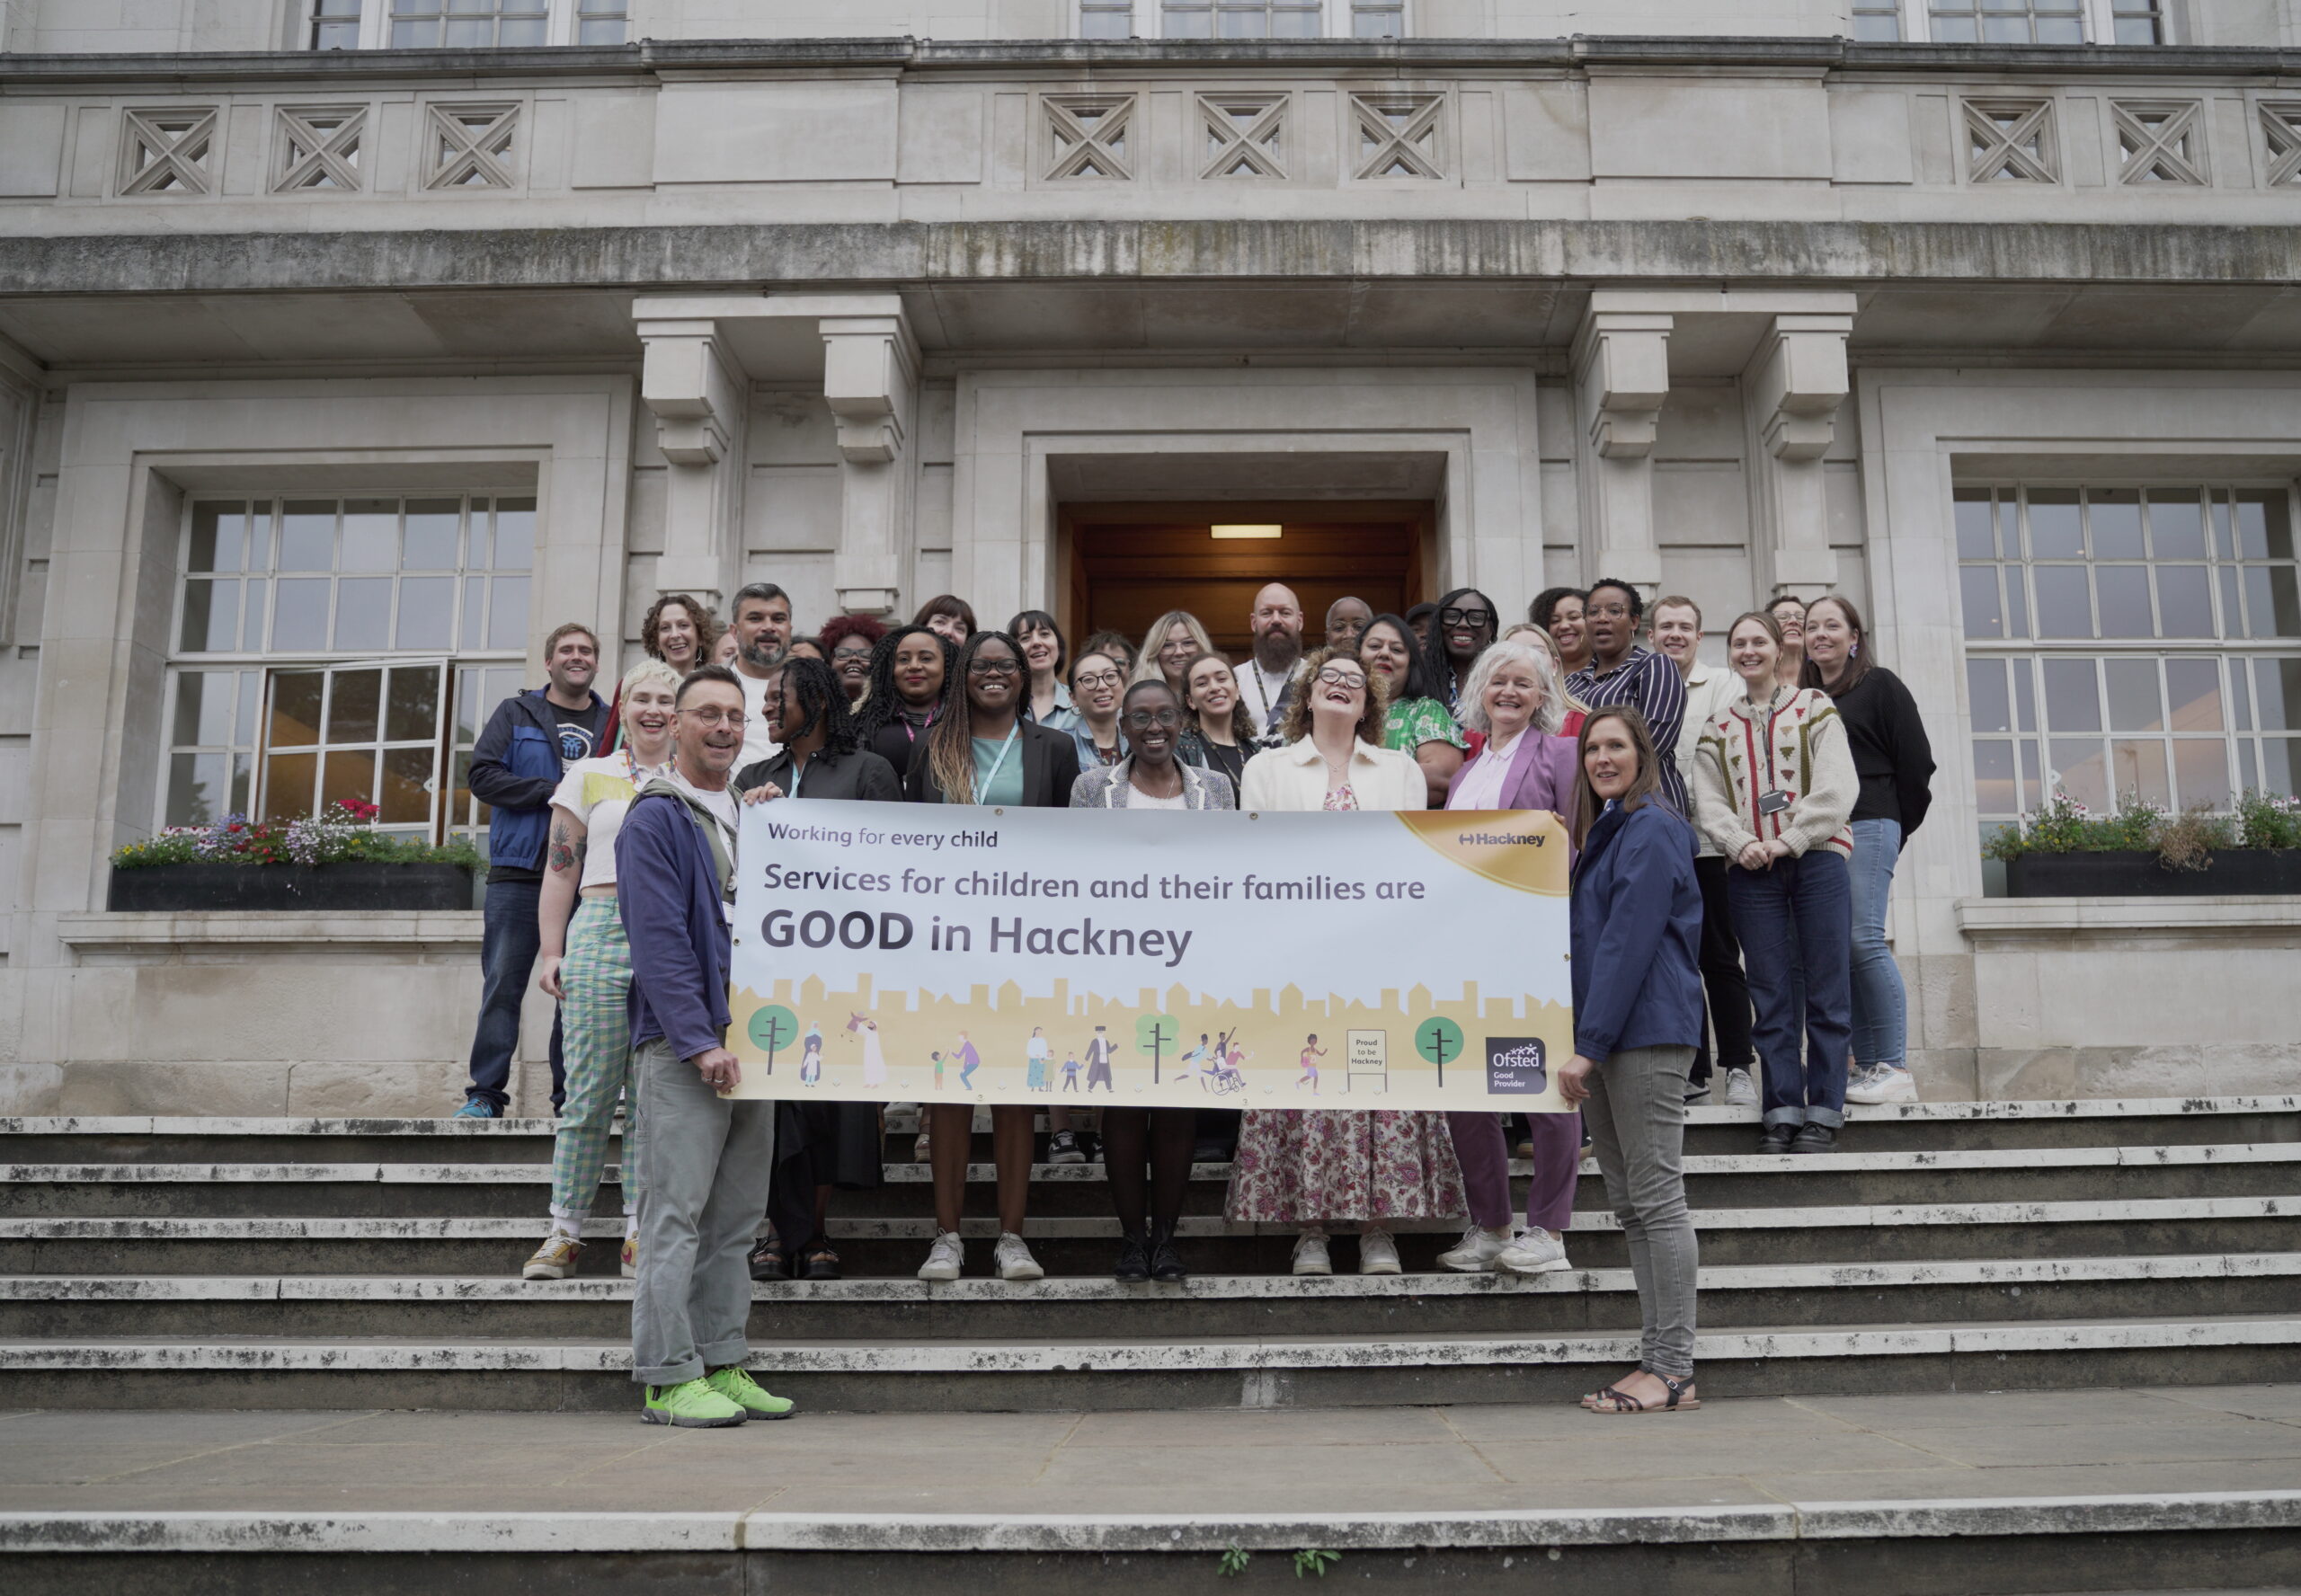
[456,623,610,1117]
[617,663,793,1427]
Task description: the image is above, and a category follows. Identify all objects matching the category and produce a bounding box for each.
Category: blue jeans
[1847,818,1908,1069]
[1728,849,1852,1130]
[466,874,565,1112]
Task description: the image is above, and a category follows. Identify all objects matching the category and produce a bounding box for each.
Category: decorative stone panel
[1044,94,1134,182]
[1197,93,1287,180]
[118,107,218,197]
[273,106,366,194]
[424,102,519,191]
[2111,100,2205,186]
[1350,92,1444,181]
[1963,97,2057,183]
[2261,102,2301,188]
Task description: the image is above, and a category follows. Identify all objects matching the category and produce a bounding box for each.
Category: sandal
[802,1246,842,1281]
[1590,1371,1700,1414]
[747,1241,790,1282]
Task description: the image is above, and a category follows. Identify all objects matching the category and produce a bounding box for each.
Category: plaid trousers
[549,898,640,1220]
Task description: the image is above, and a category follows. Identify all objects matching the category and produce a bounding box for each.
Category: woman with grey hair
[1435,634,1585,1276]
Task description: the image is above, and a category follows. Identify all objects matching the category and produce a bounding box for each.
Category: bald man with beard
[1233,581,1304,745]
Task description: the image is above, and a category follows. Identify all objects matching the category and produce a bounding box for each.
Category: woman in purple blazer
[1435,637,1585,1278]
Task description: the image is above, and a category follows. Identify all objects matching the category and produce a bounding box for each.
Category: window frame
[1896,0,2168,44]
[1077,0,1405,39]
[305,0,628,50]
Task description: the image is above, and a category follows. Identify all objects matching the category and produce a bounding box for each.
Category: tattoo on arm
[547,820,578,874]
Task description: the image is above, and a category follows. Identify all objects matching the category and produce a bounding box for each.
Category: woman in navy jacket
[1558,704,1706,1414]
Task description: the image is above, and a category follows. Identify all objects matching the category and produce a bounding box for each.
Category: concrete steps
[0,1098,2295,1412]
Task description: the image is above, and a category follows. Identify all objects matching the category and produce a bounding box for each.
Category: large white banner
[725,801,1572,1113]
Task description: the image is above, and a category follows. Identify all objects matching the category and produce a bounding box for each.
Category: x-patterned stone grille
[1198,94,1287,180]
[2261,102,2301,188]
[426,102,519,191]
[1044,94,1135,182]
[2112,100,2205,185]
[119,108,218,197]
[1964,98,2057,183]
[1351,93,1444,180]
[275,107,367,193]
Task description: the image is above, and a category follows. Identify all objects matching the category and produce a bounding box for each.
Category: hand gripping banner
[724,801,1572,1113]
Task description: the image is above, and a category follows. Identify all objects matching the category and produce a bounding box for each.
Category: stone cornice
[3,220,2300,297]
[0,36,2297,86]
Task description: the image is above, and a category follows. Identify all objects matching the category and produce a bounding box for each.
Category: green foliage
[1217,1544,1250,1577]
[1986,788,2299,866]
[111,802,482,870]
[1292,1549,1340,1579]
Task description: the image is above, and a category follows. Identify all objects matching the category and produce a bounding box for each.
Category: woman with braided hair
[854,624,955,784]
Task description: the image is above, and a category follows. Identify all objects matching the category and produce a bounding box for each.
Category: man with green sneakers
[617,663,795,1428]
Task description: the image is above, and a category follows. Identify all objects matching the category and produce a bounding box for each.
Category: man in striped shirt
[1565,577,1690,819]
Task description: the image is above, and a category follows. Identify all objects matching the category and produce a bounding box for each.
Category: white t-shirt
[666,767,742,924]
[548,750,667,892]
[734,669,784,777]
[1130,786,1188,810]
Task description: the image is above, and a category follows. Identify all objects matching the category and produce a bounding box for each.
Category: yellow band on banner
[723,800,1573,1113]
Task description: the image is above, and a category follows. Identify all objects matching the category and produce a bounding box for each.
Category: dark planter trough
[106,862,476,913]
[2003,849,2301,898]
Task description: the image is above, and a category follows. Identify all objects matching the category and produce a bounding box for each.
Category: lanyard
[979,723,1020,797]
[900,705,937,745]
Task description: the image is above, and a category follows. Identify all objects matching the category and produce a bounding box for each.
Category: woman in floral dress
[1232,648,1468,1277]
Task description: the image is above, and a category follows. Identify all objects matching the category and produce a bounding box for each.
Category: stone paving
[4,1385,2299,1519]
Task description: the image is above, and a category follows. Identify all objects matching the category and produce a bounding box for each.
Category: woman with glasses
[1071,678,1237,1284]
[1358,612,1468,809]
[1133,610,1219,695]
[1008,609,1081,735]
[1428,589,1501,721]
[820,615,887,705]
[1177,649,1256,793]
[856,625,954,784]
[1230,649,1464,1275]
[1766,595,1808,694]
[1066,650,1130,769]
[905,630,1083,1281]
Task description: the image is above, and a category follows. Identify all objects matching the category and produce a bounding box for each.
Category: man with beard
[1231,581,1304,746]
[727,581,793,773]
[619,663,794,1428]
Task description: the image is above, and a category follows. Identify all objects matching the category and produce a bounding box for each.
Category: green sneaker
[706,1365,795,1420]
[641,1378,747,1428]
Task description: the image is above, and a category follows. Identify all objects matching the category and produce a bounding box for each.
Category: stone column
[1571,303,1672,598]
[820,309,920,618]
[1746,311,1854,604]
[635,312,745,616]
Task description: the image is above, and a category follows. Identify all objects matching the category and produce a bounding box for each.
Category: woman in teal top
[902,629,1080,1286]
[1360,613,1469,809]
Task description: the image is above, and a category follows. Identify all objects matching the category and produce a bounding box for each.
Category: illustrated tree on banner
[1135,1012,1179,1084]
[1416,1016,1463,1088]
[748,1004,800,1075]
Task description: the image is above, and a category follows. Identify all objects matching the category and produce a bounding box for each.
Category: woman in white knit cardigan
[1692,610,1860,1157]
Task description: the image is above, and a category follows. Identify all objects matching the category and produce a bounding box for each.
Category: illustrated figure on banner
[1084,1025,1116,1094]
[1297,1034,1327,1095]
[1026,1026,1051,1091]
[1062,1050,1082,1091]
[799,1022,823,1086]
[846,1013,887,1087]
[955,1031,981,1089]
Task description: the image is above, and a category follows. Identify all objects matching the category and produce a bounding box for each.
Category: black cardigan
[733,744,902,803]
[902,721,1080,809]
[1826,665,1935,838]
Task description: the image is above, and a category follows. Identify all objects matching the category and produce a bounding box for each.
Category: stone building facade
[0,1,2296,1115]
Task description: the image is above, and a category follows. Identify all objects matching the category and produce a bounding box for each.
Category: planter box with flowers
[1986,790,2301,899]
[108,801,481,913]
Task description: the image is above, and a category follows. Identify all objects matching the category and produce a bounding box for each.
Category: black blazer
[902,721,1079,809]
[733,745,902,803]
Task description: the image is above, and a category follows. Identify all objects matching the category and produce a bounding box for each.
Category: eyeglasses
[1586,601,1632,620]
[1315,668,1368,689]
[831,643,873,661]
[1439,607,1494,628]
[680,707,748,727]
[1072,670,1122,689]
[1122,708,1182,729]
[967,658,1023,678]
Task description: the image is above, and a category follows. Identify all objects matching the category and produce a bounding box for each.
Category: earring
[1850,642,1861,659]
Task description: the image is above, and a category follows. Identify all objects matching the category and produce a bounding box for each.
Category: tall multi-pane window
[1080,0,1135,38]
[1852,1,1903,40]
[165,496,535,839]
[1160,0,1323,38]
[1352,1,1405,38]
[1928,0,2084,44]
[389,0,549,48]
[573,0,628,43]
[1959,484,2301,847]
[309,0,363,49]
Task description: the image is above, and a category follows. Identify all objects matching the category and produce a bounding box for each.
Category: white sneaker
[917,1229,964,1281]
[1845,1065,1920,1105]
[1436,1225,1510,1273]
[994,1231,1044,1281]
[912,1130,932,1162]
[1495,1227,1570,1275]
[1291,1230,1332,1276]
[1723,1068,1758,1107]
[1358,1229,1402,1276]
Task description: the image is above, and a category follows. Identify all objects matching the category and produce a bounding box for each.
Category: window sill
[1956,896,2301,942]
[56,910,483,947]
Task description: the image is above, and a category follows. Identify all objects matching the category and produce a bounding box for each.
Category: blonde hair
[1457,638,1565,738]
[1132,610,1218,688]
[1503,623,1591,718]
[619,657,681,705]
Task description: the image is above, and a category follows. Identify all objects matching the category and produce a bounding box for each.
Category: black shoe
[1149,1222,1187,1284]
[1756,1124,1796,1155]
[1190,1141,1229,1166]
[1081,1132,1104,1166]
[1047,1130,1085,1166]
[1684,1084,1711,1104]
[1789,1123,1837,1156]
[1115,1230,1150,1282]
[801,1246,842,1281]
[747,1240,790,1282]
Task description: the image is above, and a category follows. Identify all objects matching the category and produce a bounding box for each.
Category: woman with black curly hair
[819,614,889,705]
[854,624,955,783]
[735,655,901,805]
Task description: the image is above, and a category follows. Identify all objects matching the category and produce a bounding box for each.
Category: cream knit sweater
[1692,685,1858,862]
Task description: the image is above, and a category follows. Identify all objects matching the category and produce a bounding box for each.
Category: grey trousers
[630,1036,775,1388]
[1583,1043,1700,1380]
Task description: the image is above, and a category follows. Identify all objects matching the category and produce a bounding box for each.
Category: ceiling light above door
[1209,524,1283,540]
